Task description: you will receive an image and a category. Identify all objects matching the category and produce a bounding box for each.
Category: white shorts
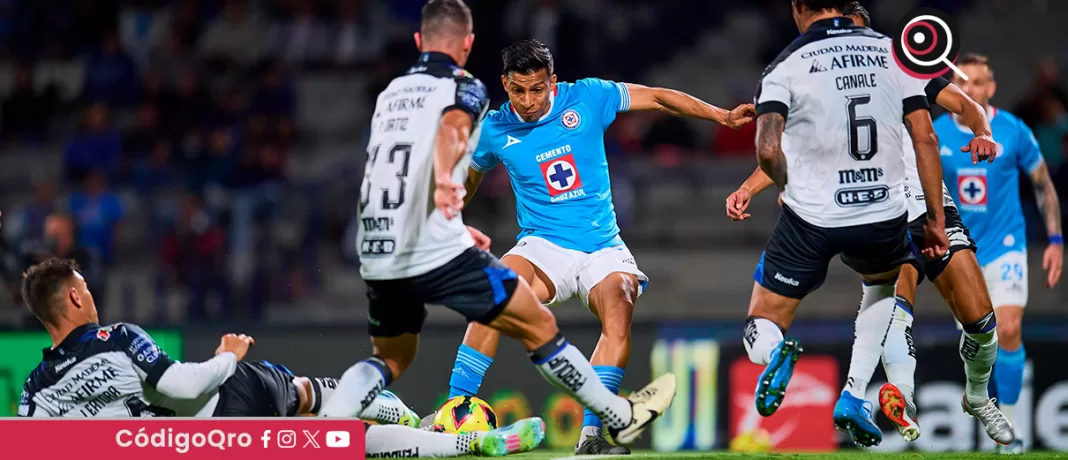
[503,236,648,307]
[981,250,1029,308]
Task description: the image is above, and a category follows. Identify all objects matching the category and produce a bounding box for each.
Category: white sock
[882,296,917,401]
[846,281,897,399]
[319,358,390,417]
[359,390,414,424]
[743,317,783,365]
[529,336,632,430]
[960,328,998,406]
[366,424,481,457]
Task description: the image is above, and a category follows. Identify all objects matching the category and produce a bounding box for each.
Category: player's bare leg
[836,269,900,447]
[487,276,675,445]
[447,255,554,394]
[877,263,921,442]
[575,272,640,455]
[744,283,803,417]
[319,334,418,417]
[439,255,554,428]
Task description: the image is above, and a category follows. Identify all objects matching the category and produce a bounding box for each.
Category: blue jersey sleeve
[471,125,500,172]
[114,323,175,388]
[574,78,631,129]
[1014,119,1045,174]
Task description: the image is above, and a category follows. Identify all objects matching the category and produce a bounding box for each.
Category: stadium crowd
[0,0,1064,328]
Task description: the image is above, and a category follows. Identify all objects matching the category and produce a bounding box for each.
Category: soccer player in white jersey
[725,2,1016,449]
[17,258,252,418]
[320,1,676,446]
[741,0,951,430]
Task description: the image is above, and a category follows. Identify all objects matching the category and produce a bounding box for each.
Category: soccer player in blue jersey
[438,39,755,454]
[940,53,1063,454]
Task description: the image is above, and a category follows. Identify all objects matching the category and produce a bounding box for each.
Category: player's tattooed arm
[755,113,787,190]
[624,83,756,129]
[903,111,945,224]
[1031,163,1062,238]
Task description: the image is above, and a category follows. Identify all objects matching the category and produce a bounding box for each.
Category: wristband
[1051,235,1064,245]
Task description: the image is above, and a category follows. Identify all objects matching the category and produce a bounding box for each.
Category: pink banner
[0,419,366,459]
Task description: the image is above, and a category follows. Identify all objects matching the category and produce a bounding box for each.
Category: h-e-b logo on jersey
[540,154,583,198]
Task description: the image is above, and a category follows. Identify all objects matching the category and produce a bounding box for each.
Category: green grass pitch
[457,450,1067,459]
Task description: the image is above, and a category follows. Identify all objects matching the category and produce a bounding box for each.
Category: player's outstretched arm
[463,166,486,207]
[154,333,252,399]
[904,109,949,258]
[726,166,775,221]
[624,83,756,128]
[935,83,997,163]
[433,109,474,219]
[755,113,787,190]
[1029,162,1063,287]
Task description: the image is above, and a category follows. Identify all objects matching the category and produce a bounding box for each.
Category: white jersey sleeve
[757,19,930,228]
[357,56,491,280]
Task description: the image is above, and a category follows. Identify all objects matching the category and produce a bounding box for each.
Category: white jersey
[755,18,929,228]
[357,52,491,280]
[903,77,957,221]
[19,323,177,417]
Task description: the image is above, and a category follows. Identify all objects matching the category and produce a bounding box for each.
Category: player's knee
[995,315,1022,346]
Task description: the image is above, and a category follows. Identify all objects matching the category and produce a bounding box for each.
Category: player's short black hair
[420,0,472,41]
[794,0,852,13]
[842,2,871,27]
[957,52,995,80]
[22,258,81,325]
[501,39,554,77]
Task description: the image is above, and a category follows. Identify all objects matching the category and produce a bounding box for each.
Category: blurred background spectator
[0,0,1063,328]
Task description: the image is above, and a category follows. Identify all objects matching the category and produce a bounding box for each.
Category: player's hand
[1042,244,1063,288]
[434,181,465,219]
[724,104,757,129]
[963,134,998,164]
[216,333,255,361]
[922,219,950,259]
[725,188,752,221]
[467,225,491,250]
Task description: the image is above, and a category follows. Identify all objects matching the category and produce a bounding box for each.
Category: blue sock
[448,344,493,399]
[995,345,1026,405]
[582,366,625,430]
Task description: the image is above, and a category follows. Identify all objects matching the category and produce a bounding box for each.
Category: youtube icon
[326,431,350,448]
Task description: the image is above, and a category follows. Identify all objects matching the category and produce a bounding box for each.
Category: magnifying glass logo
[893,9,965,80]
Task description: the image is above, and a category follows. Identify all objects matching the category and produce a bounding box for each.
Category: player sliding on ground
[725,2,1016,449]
[328,0,677,446]
[15,258,544,457]
[438,37,755,455]
[737,0,950,441]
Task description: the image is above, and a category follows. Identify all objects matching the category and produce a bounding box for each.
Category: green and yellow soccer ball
[432,396,498,433]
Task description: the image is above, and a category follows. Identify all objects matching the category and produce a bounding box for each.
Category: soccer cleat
[574,432,631,455]
[996,439,1024,455]
[961,396,1015,446]
[834,391,882,447]
[397,406,421,428]
[608,373,677,445]
[754,338,803,417]
[879,383,920,442]
[473,417,546,457]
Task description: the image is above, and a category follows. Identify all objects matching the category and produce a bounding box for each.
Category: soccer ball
[729,427,772,452]
[431,396,498,433]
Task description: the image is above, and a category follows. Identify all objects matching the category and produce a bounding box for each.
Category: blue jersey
[936,109,1045,266]
[471,78,631,252]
